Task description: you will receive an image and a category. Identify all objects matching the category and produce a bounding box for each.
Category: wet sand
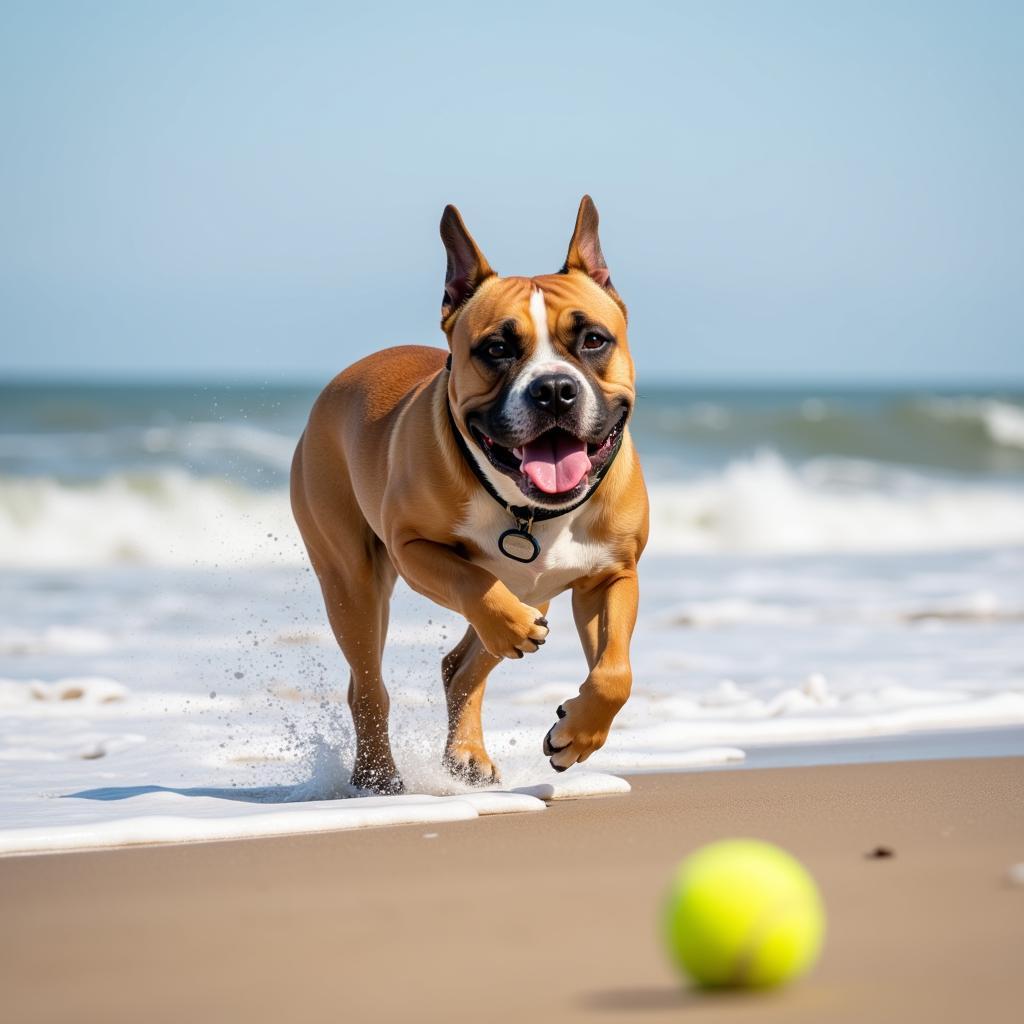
[1,757,1021,1023]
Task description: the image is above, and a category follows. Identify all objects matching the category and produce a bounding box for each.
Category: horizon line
[2,371,1023,393]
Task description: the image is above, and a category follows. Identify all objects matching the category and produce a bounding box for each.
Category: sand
[1,757,1021,1023]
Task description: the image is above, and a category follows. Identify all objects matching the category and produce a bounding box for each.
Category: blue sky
[1,1,1022,383]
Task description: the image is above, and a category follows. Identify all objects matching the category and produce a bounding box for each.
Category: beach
[1,380,1023,1021]
[2,756,1021,1023]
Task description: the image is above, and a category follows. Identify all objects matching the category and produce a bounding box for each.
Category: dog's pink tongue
[520,434,591,494]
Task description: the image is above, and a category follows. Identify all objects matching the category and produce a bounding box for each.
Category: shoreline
[683,722,1024,772]
[1,756,1020,1022]
[0,725,1020,859]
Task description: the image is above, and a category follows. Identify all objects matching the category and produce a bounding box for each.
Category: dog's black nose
[528,373,578,416]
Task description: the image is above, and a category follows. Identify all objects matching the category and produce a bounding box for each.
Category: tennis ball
[664,838,825,989]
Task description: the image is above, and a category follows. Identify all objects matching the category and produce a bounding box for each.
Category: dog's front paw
[542,695,619,772]
[471,596,549,660]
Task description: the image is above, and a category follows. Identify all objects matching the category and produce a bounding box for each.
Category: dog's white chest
[457,493,615,604]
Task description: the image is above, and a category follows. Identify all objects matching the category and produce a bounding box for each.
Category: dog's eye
[582,331,607,351]
[484,340,513,360]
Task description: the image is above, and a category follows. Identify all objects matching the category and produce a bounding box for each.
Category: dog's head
[442,197,634,509]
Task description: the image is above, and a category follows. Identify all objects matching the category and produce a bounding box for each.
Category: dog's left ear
[562,196,610,286]
[440,205,494,329]
[561,196,626,318]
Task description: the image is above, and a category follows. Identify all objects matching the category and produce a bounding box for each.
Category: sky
[1,1,1022,384]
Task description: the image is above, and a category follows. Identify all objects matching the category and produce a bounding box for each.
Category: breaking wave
[0,469,301,568]
[647,451,1024,553]
[2,451,1023,567]
[919,397,1024,451]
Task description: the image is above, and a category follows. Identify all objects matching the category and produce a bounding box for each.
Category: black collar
[443,359,625,526]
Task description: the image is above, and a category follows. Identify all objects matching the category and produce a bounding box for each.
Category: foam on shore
[0,795,482,856]
[0,782,611,857]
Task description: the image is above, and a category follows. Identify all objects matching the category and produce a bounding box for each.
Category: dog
[290,197,648,794]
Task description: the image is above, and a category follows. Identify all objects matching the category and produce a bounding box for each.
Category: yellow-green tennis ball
[664,838,825,989]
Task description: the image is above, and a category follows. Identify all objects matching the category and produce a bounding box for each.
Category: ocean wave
[664,591,1024,629]
[606,678,1024,750]
[921,397,1024,451]
[1,453,1024,567]
[0,421,298,484]
[139,421,297,471]
[647,451,1024,553]
[0,626,113,656]
[0,469,300,568]
[633,392,1024,476]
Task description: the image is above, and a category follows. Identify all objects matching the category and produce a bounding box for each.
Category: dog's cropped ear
[440,205,494,328]
[561,195,623,298]
[562,196,626,319]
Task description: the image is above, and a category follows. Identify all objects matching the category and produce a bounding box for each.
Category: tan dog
[291,197,648,793]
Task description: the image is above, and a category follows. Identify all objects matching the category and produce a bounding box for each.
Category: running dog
[291,197,648,793]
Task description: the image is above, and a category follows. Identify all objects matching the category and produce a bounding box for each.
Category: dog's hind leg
[292,434,402,794]
[315,546,401,794]
[441,600,548,786]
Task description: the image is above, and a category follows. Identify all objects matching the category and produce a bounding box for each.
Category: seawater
[1,377,1022,847]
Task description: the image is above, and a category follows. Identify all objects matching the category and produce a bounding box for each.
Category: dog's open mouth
[470,411,627,500]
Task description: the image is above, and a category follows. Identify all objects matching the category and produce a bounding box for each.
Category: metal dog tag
[498,527,540,563]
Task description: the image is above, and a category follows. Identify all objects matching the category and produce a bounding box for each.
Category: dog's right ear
[440,205,494,328]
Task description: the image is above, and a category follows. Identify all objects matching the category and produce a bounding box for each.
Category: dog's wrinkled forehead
[450,273,632,399]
